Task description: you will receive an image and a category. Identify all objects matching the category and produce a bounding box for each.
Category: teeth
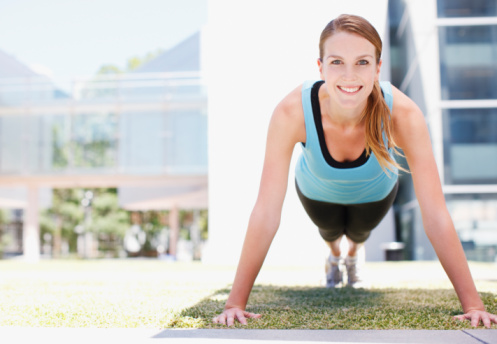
[339,86,360,93]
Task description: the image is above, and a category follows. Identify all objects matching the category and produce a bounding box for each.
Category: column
[23,185,40,262]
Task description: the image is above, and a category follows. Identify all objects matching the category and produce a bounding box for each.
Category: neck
[320,93,367,128]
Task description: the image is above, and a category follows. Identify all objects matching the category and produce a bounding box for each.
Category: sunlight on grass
[0,259,495,329]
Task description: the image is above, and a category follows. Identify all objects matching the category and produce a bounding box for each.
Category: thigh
[296,181,346,242]
[345,182,399,243]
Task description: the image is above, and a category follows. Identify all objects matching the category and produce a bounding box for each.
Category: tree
[40,188,131,258]
[0,209,11,258]
[87,188,130,257]
[40,189,84,257]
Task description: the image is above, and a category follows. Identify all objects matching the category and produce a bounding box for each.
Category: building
[390,0,497,262]
[0,32,207,261]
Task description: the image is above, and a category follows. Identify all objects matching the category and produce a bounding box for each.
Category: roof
[0,49,39,78]
[133,31,200,73]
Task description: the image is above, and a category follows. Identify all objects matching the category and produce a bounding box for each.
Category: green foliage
[198,210,208,240]
[41,188,131,255]
[0,209,11,225]
[51,113,118,170]
[95,48,163,75]
[126,49,163,71]
[96,64,122,75]
[88,189,130,238]
[0,209,12,255]
[134,211,167,253]
[40,189,84,252]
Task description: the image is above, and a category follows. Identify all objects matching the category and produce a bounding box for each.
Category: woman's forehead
[322,32,377,57]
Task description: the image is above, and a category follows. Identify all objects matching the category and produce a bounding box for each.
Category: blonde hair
[319,14,405,173]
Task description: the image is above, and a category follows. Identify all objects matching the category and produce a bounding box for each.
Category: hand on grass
[453,310,497,328]
[212,307,261,326]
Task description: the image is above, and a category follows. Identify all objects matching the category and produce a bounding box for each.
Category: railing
[0,72,207,176]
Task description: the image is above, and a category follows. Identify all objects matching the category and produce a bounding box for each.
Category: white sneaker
[344,255,362,287]
[325,255,343,288]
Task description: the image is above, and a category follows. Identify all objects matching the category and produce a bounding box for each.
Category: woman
[213,14,497,328]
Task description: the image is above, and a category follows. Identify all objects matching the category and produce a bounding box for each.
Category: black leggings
[296,181,399,244]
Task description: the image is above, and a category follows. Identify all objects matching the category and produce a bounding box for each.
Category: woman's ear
[317,58,324,79]
[375,59,382,81]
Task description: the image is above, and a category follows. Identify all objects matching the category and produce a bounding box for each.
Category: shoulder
[390,85,429,150]
[269,84,306,142]
[391,85,420,115]
[273,84,305,120]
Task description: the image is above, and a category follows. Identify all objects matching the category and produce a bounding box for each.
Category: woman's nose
[342,65,356,80]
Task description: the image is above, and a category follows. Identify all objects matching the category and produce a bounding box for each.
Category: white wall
[403,0,442,180]
[204,0,390,266]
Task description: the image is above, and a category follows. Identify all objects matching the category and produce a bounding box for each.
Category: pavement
[0,327,496,344]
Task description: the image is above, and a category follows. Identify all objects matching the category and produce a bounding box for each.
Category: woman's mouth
[338,86,362,94]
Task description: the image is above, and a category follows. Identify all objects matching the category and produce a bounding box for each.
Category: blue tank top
[295,80,398,204]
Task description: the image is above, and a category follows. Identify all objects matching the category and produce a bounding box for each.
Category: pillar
[23,185,40,262]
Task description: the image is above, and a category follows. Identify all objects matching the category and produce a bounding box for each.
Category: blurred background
[0,0,496,265]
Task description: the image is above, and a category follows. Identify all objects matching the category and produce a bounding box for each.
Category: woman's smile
[337,85,362,94]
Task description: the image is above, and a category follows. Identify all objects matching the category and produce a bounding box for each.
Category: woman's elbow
[422,211,455,239]
[248,207,281,234]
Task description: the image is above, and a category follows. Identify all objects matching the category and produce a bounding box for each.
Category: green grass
[0,259,495,329]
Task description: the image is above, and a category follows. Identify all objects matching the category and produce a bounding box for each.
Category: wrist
[463,305,486,314]
[224,302,246,311]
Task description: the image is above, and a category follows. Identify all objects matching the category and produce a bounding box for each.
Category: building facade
[0,33,207,260]
[390,0,497,262]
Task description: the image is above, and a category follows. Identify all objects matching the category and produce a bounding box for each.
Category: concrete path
[1,328,496,344]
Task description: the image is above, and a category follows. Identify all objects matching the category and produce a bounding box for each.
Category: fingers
[453,311,497,329]
[227,315,236,327]
[212,309,261,326]
[470,312,480,328]
[212,313,226,325]
[238,311,262,324]
[481,312,497,329]
[481,314,491,329]
[244,311,262,320]
[235,310,247,325]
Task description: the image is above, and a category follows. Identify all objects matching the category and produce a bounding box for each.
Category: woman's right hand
[212,307,261,326]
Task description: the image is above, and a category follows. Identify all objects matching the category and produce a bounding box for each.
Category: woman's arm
[391,86,497,328]
[213,86,306,326]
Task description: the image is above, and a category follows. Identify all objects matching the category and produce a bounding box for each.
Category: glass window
[437,0,497,17]
[389,0,408,87]
[443,108,497,184]
[0,115,23,173]
[118,109,207,175]
[439,25,497,100]
[445,193,497,262]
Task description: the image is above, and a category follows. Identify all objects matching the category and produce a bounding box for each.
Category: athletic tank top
[295,80,398,204]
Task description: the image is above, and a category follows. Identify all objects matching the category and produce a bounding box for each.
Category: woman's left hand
[453,310,497,328]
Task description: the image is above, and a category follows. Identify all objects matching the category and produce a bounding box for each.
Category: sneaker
[344,255,361,287]
[325,255,343,288]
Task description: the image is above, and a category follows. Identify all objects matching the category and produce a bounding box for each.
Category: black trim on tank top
[310,80,369,169]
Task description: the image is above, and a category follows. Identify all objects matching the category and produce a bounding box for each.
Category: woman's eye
[358,60,369,65]
[330,60,342,65]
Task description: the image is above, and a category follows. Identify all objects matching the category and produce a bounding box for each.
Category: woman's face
[318,31,381,111]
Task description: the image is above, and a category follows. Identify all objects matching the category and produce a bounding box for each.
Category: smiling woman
[212,14,497,329]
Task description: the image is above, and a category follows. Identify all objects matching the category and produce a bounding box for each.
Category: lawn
[0,259,495,329]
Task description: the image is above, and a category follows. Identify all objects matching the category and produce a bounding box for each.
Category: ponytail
[363,81,406,174]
